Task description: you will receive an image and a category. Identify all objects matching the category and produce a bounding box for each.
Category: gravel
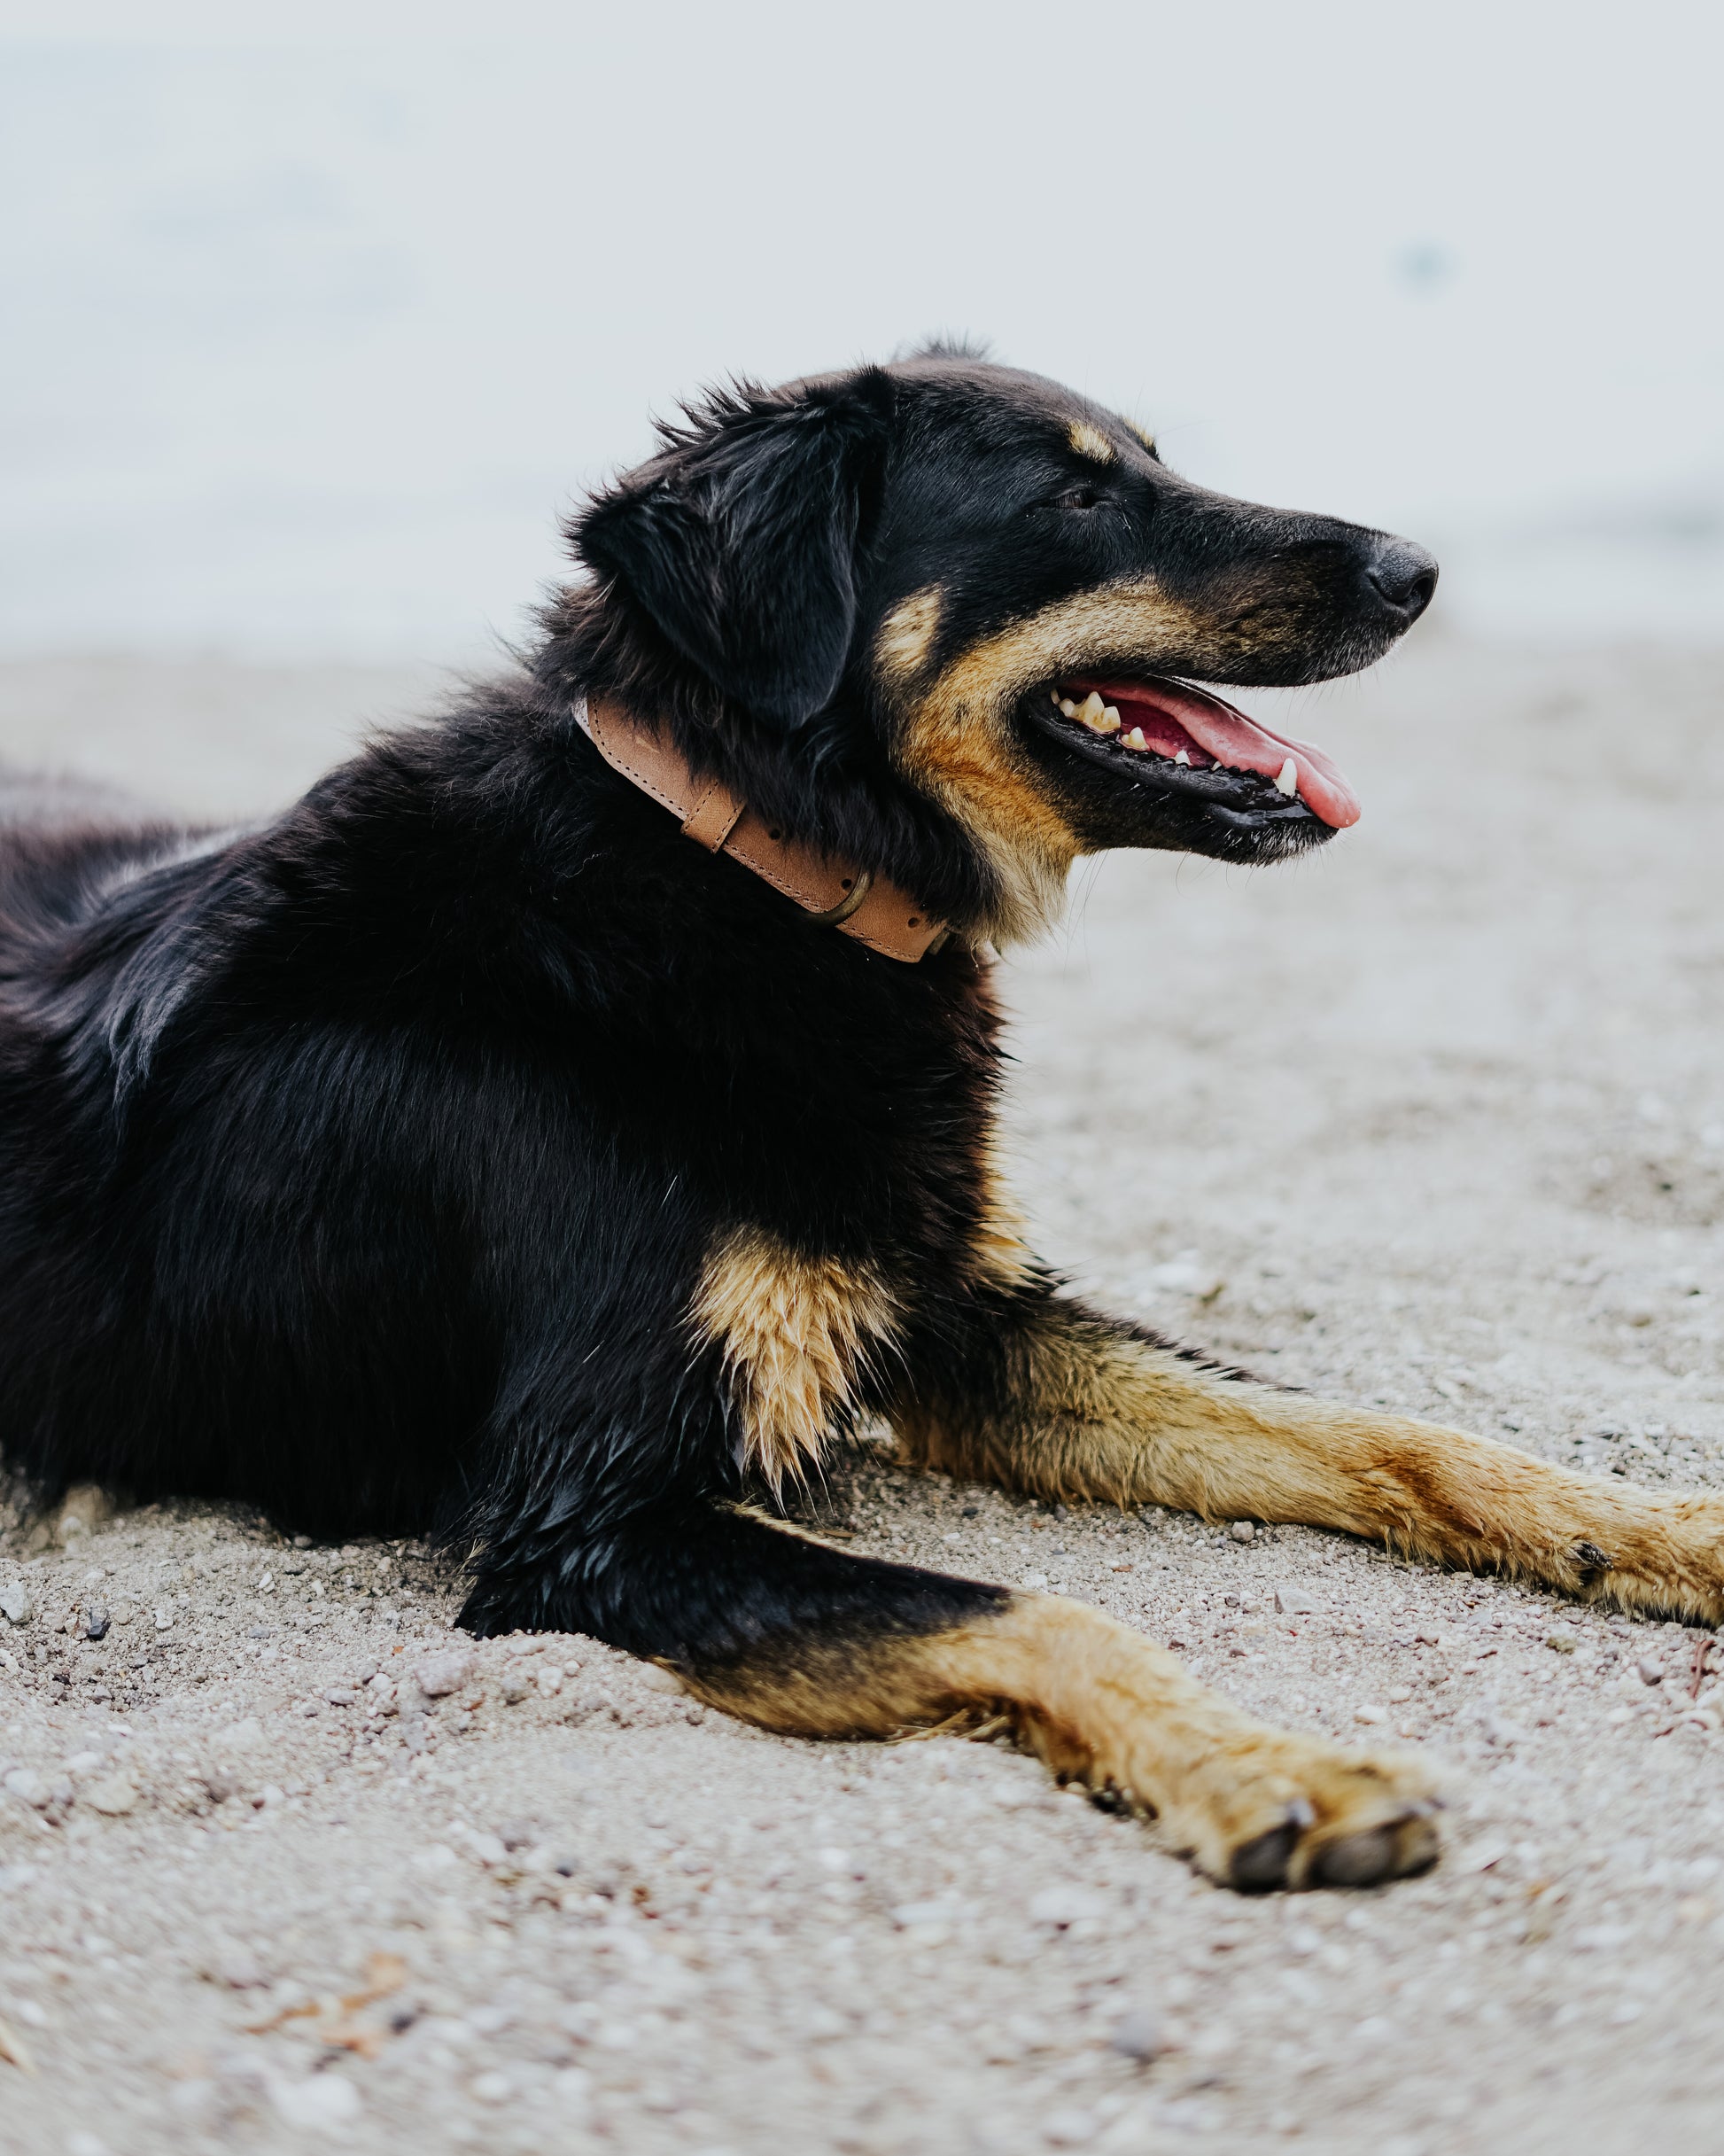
[3,642,1724,2154]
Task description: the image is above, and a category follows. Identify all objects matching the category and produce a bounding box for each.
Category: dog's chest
[676,967,1020,1481]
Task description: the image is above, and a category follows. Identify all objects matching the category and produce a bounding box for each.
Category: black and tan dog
[4,350,1718,1893]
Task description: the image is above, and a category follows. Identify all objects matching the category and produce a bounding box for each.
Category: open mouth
[1041,676,1361,830]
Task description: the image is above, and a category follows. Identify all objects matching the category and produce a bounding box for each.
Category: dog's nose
[1364,539,1439,623]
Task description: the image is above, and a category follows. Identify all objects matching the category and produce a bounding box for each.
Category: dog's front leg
[895,1284,1724,1623]
[465,1497,1437,1892]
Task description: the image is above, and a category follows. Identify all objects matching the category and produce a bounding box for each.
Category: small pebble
[552,2066,593,2112]
[0,1586,34,1627]
[470,2069,514,2105]
[1109,2008,1164,2062]
[413,1649,475,1699]
[269,2074,363,2129]
[83,1773,138,1816]
[1029,1885,1110,1927]
[1229,1521,1255,1544]
[1042,2108,1099,2147]
[1354,1705,1387,1725]
[1637,1659,1665,1685]
[890,1897,967,1932]
[166,2080,219,2125]
[1274,1586,1316,1615]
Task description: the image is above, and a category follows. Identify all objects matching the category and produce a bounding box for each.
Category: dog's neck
[577,695,949,963]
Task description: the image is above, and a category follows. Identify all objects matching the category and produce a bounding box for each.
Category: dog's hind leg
[462,1498,1436,1892]
[894,1282,1724,1624]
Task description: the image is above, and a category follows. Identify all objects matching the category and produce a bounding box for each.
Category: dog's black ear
[575,370,894,728]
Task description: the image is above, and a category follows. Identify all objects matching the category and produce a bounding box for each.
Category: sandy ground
[3,634,1723,2156]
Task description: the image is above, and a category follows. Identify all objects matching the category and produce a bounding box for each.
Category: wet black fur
[0,353,1434,1685]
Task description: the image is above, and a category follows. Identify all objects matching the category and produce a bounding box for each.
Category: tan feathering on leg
[895,1297,1724,1623]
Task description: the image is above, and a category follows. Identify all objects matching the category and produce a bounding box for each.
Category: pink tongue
[1076,678,1361,830]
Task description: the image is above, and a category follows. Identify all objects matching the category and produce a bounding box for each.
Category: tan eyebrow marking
[874,585,944,681]
[1128,419,1157,455]
[1067,419,1115,464]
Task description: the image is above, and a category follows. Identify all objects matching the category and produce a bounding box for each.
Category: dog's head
[567,351,1435,942]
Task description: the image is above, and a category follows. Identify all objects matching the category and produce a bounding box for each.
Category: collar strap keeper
[576,694,948,963]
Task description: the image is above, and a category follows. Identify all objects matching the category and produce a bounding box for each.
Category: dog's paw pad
[1305,1799,1441,1889]
[1310,1822,1403,1887]
[1229,1798,1315,1892]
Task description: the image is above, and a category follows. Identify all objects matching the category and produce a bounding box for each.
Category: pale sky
[2,0,1720,656]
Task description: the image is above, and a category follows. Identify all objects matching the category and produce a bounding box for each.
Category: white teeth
[1122,727,1149,751]
[1173,748,1191,766]
[1065,689,1119,734]
[1274,758,1300,797]
[1051,689,1061,706]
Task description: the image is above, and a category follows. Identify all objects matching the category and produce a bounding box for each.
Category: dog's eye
[1060,486,1104,512]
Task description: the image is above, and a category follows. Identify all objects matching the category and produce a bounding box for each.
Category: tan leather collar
[576,694,948,963]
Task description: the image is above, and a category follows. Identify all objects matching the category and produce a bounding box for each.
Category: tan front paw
[1163,1727,1442,1894]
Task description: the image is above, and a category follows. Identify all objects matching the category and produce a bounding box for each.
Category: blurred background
[3,0,1721,671]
